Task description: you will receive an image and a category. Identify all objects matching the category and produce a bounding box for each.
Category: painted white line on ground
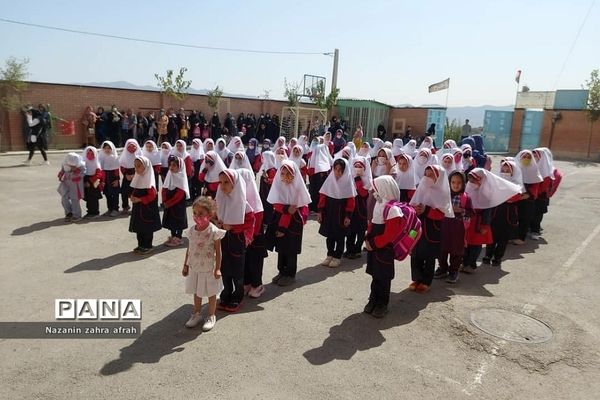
[463,220,600,396]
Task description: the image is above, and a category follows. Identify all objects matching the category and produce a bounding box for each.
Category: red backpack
[382,201,422,261]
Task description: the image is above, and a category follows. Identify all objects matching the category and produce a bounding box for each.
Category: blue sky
[1,0,598,106]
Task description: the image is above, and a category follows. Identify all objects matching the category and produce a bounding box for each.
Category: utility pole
[331,48,339,94]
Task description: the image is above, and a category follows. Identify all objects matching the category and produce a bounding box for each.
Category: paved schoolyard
[0,152,599,400]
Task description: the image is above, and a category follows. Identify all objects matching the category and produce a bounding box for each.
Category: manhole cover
[470,308,553,344]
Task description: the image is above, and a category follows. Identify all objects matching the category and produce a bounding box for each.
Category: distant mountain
[73,81,258,99]
[445,105,514,127]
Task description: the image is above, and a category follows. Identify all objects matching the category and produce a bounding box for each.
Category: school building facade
[0,82,450,152]
[483,89,600,160]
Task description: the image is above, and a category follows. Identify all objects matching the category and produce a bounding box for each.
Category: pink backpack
[383,201,422,261]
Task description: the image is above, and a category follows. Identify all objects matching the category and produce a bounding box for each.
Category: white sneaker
[321,256,333,266]
[22,159,31,166]
[185,312,202,328]
[40,160,50,165]
[248,285,265,298]
[328,258,341,268]
[202,315,216,332]
[530,233,541,240]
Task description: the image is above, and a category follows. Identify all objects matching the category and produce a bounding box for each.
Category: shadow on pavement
[11,218,71,235]
[99,305,200,375]
[501,237,547,261]
[64,239,187,273]
[303,264,509,365]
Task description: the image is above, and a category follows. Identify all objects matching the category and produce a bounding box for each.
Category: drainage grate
[470,308,553,344]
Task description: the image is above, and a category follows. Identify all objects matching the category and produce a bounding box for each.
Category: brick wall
[509,108,600,160]
[1,82,290,151]
[387,108,428,139]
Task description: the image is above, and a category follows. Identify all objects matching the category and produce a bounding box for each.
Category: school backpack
[382,201,422,261]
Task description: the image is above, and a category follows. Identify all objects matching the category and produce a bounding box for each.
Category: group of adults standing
[83,106,282,148]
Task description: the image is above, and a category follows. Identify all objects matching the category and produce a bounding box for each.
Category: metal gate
[520,110,544,150]
[483,110,513,152]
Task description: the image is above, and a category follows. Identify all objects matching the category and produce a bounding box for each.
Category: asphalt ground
[1,152,599,400]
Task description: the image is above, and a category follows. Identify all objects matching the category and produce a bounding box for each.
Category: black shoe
[277,276,296,287]
[371,304,388,318]
[446,272,459,283]
[343,252,350,259]
[491,259,502,267]
[363,300,376,314]
[271,274,282,284]
[433,268,448,279]
[482,257,491,264]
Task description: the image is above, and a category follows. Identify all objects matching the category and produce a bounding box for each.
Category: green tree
[283,78,300,107]
[310,80,340,112]
[154,67,192,101]
[207,85,223,112]
[0,57,29,111]
[444,117,462,143]
[584,69,600,158]
[0,57,29,151]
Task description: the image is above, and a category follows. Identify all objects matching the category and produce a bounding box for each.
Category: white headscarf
[189,138,205,163]
[410,165,454,218]
[372,147,396,178]
[216,169,252,225]
[62,152,85,173]
[298,135,309,154]
[319,158,357,199]
[372,175,403,224]
[163,156,190,199]
[231,151,253,172]
[414,148,436,181]
[334,145,354,164]
[392,139,405,157]
[533,147,555,180]
[267,160,311,207]
[160,142,172,167]
[383,141,393,149]
[370,138,384,158]
[352,156,372,190]
[451,147,464,172]
[274,136,287,152]
[82,146,101,176]
[260,151,277,173]
[119,139,142,169]
[290,145,307,170]
[466,168,521,209]
[200,150,227,183]
[308,144,333,173]
[170,139,189,160]
[394,153,417,190]
[130,155,156,189]
[227,136,245,154]
[443,139,457,150]
[237,168,263,213]
[347,142,357,159]
[215,138,231,162]
[402,139,418,158]
[498,158,525,193]
[99,141,120,170]
[419,136,435,150]
[203,138,215,154]
[516,150,543,184]
[358,142,372,161]
[143,140,162,166]
[274,147,289,169]
[440,153,458,176]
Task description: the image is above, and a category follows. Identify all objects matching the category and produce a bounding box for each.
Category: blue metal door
[483,110,513,152]
[426,109,446,146]
[520,110,544,149]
